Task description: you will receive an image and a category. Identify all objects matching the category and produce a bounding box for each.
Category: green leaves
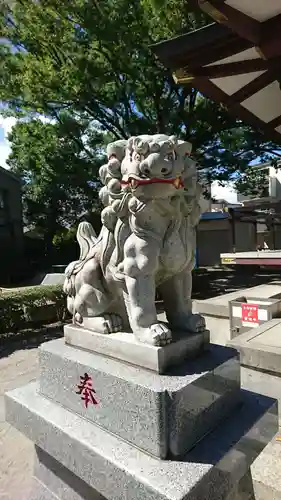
[235,167,269,198]
[0,285,67,334]
[1,0,280,209]
[7,116,105,256]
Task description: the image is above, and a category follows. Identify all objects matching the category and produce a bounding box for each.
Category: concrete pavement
[0,327,62,500]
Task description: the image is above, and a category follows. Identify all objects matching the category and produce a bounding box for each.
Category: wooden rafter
[199,0,225,6]
[199,1,260,44]
[230,71,276,104]
[268,115,281,130]
[191,76,281,144]
[260,14,281,59]
[197,0,228,24]
[175,58,277,80]
[195,1,281,59]
[151,8,281,144]
[179,36,250,69]
[152,23,251,70]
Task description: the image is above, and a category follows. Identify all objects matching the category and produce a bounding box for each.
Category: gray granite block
[34,447,105,500]
[32,454,255,500]
[194,283,281,318]
[39,339,167,458]
[29,478,56,500]
[251,435,281,500]
[5,383,278,500]
[225,472,255,500]
[64,324,209,374]
[167,353,241,456]
[240,365,281,426]
[228,318,281,375]
[39,339,240,458]
[193,283,281,345]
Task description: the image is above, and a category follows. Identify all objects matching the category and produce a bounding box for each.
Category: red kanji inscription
[76,373,99,408]
[241,303,259,325]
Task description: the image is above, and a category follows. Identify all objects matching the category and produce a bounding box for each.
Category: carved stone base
[30,447,104,500]
[5,383,277,500]
[38,339,240,458]
[64,323,210,374]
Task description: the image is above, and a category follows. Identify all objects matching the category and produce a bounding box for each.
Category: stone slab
[41,273,66,285]
[228,318,281,375]
[240,366,281,427]
[225,472,255,500]
[39,339,240,458]
[221,251,281,259]
[33,447,105,500]
[33,453,255,500]
[30,478,56,500]
[200,317,230,346]
[194,282,281,319]
[5,382,278,500]
[64,324,209,374]
[251,434,281,500]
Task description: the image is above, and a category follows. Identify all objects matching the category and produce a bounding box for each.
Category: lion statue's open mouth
[63,134,205,347]
[121,175,184,189]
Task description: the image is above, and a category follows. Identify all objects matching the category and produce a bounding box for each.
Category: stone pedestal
[228,318,281,427]
[64,323,209,374]
[194,282,281,345]
[228,319,281,500]
[5,324,278,500]
[250,434,281,500]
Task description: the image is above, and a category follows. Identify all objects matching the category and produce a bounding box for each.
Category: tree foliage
[1,0,281,210]
[7,115,104,256]
[0,285,67,334]
[235,166,269,198]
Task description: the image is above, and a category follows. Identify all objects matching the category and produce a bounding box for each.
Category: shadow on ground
[0,323,64,359]
[192,266,281,300]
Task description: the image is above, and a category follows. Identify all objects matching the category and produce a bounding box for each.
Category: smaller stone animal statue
[64,134,205,346]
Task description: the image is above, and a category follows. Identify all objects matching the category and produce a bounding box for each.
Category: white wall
[269,162,281,198]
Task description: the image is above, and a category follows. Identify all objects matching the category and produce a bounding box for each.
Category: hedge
[0,285,68,334]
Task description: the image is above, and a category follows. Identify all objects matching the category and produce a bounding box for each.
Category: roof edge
[0,165,21,183]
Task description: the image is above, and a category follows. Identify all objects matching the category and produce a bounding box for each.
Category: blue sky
[0,116,17,169]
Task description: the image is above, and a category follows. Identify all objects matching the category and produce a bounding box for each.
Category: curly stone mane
[63,133,205,345]
[64,134,202,285]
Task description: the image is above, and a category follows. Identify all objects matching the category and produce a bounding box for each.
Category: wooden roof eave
[151,23,281,145]
[152,22,251,71]
[186,77,281,145]
[189,0,281,60]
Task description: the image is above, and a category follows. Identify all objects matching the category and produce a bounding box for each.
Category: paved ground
[0,328,63,500]
[0,347,38,500]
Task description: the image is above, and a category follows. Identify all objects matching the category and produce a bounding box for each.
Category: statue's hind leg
[82,313,123,334]
[73,264,123,334]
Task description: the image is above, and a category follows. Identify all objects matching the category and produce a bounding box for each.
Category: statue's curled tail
[63,222,97,298]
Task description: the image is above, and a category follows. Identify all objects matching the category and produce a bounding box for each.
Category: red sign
[76,373,99,408]
[241,303,259,326]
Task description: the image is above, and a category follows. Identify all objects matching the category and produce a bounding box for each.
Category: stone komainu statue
[63,134,205,346]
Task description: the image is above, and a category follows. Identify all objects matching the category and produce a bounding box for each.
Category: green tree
[1,0,280,193]
[234,167,269,199]
[7,115,105,259]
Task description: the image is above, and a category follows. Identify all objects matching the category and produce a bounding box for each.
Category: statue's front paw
[168,313,206,333]
[81,314,123,334]
[136,323,172,347]
[184,313,206,333]
[102,313,123,333]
